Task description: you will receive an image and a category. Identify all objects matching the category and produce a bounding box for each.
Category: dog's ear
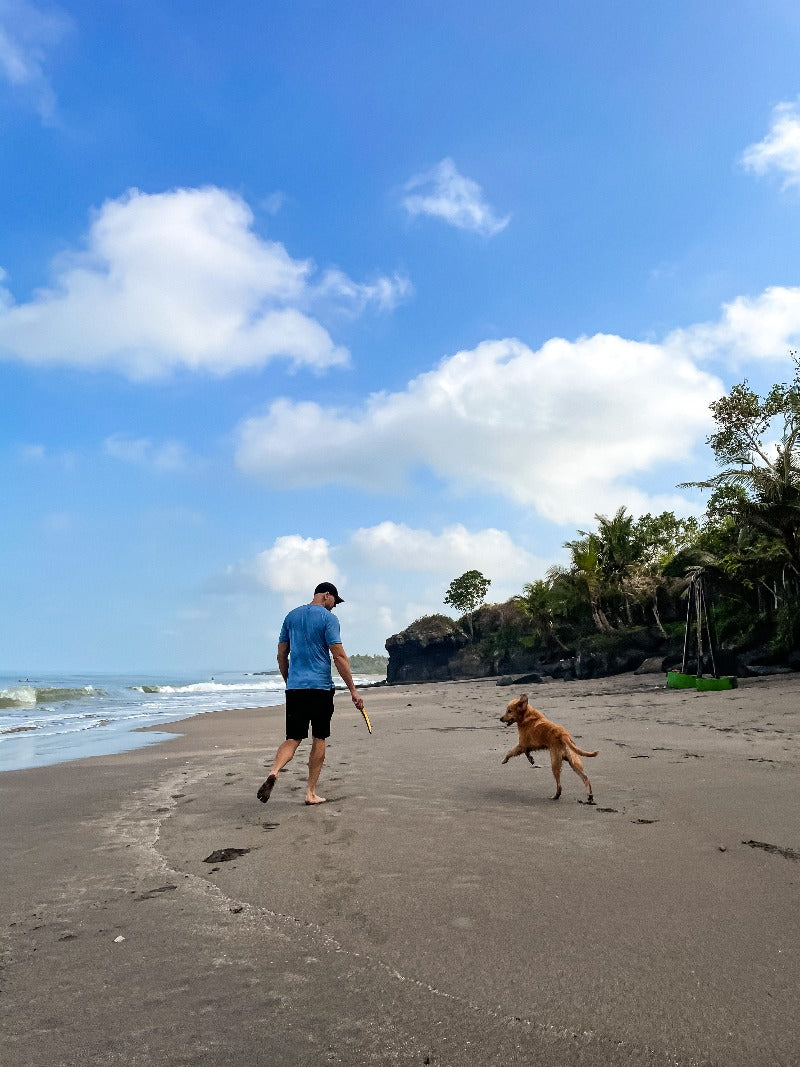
[518,694,528,709]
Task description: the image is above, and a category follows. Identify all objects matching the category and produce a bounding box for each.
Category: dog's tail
[566,736,598,758]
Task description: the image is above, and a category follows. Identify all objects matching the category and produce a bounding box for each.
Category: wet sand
[2,673,799,1066]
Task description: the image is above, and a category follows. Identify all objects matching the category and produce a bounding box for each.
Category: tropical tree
[561,534,614,631]
[515,579,571,650]
[560,508,702,634]
[680,352,800,578]
[593,506,646,624]
[626,512,702,633]
[677,353,800,653]
[444,569,491,638]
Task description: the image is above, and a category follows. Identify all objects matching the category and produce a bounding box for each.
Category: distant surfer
[257,582,364,806]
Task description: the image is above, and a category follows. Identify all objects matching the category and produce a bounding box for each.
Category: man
[257,582,364,806]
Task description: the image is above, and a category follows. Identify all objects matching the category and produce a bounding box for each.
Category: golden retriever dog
[500,694,598,803]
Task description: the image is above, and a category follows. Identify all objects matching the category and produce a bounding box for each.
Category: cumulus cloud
[0,186,409,378]
[0,0,71,119]
[253,535,340,604]
[229,522,546,650]
[351,522,542,580]
[665,285,800,365]
[402,158,510,236]
[236,333,720,524]
[741,100,800,189]
[236,284,800,524]
[313,267,413,314]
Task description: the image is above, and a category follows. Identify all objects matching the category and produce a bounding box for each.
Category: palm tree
[680,356,800,581]
[592,507,645,624]
[515,579,571,650]
[561,536,614,631]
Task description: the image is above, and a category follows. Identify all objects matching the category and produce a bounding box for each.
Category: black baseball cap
[315,582,344,604]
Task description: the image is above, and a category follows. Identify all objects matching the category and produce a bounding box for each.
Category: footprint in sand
[743,839,800,861]
[135,884,178,901]
[203,847,251,863]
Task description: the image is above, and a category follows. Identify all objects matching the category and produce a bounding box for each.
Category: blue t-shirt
[279,604,342,690]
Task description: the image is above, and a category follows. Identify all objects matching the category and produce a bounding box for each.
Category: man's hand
[351,691,364,711]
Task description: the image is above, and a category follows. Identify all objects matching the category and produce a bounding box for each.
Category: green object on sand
[667,671,738,691]
[666,671,697,689]
[695,675,738,691]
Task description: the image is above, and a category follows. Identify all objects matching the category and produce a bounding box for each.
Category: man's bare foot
[257,773,277,803]
[304,794,327,805]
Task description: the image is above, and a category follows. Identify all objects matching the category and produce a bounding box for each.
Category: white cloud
[345,521,551,637]
[741,100,800,189]
[665,285,800,365]
[402,157,510,236]
[351,522,542,580]
[103,434,193,473]
[228,522,547,652]
[253,535,340,605]
[0,186,408,378]
[0,0,71,120]
[237,333,719,524]
[314,268,413,314]
[236,284,800,524]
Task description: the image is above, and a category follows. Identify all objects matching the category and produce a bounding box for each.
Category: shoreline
[2,672,798,1066]
[0,673,385,775]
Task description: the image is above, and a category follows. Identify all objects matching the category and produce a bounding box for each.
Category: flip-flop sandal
[256,773,277,803]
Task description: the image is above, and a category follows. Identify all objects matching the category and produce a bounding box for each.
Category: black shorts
[285,688,335,740]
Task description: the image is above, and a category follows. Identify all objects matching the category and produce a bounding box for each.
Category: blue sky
[3,1,800,673]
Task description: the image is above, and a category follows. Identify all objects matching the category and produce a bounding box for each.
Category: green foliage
[681,350,800,577]
[577,626,652,656]
[404,614,462,638]
[444,570,491,615]
[386,358,800,668]
[772,600,800,655]
[444,569,491,637]
[347,654,389,674]
[705,590,769,650]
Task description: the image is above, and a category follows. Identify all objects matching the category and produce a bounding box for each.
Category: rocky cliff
[385,602,679,684]
[385,602,542,683]
[385,602,798,684]
[384,614,469,684]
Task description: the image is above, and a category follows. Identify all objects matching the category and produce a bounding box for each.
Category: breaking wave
[0,685,106,710]
[131,678,285,695]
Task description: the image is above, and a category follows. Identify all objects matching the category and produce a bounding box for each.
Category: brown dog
[500,694,598,803]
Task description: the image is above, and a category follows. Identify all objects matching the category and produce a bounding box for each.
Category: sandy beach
[2,672,798,1067]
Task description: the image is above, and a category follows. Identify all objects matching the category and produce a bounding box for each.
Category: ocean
[0,669,385,773]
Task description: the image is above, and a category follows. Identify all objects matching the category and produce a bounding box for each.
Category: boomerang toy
[360,706,372,733]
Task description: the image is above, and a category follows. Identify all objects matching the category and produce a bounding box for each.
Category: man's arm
[277,641,289,683]
[329,643,364,710]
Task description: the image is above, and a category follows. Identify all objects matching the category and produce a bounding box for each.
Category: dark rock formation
[385,614,469,684]
[496,672,544,687]
[384,601,798,685]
